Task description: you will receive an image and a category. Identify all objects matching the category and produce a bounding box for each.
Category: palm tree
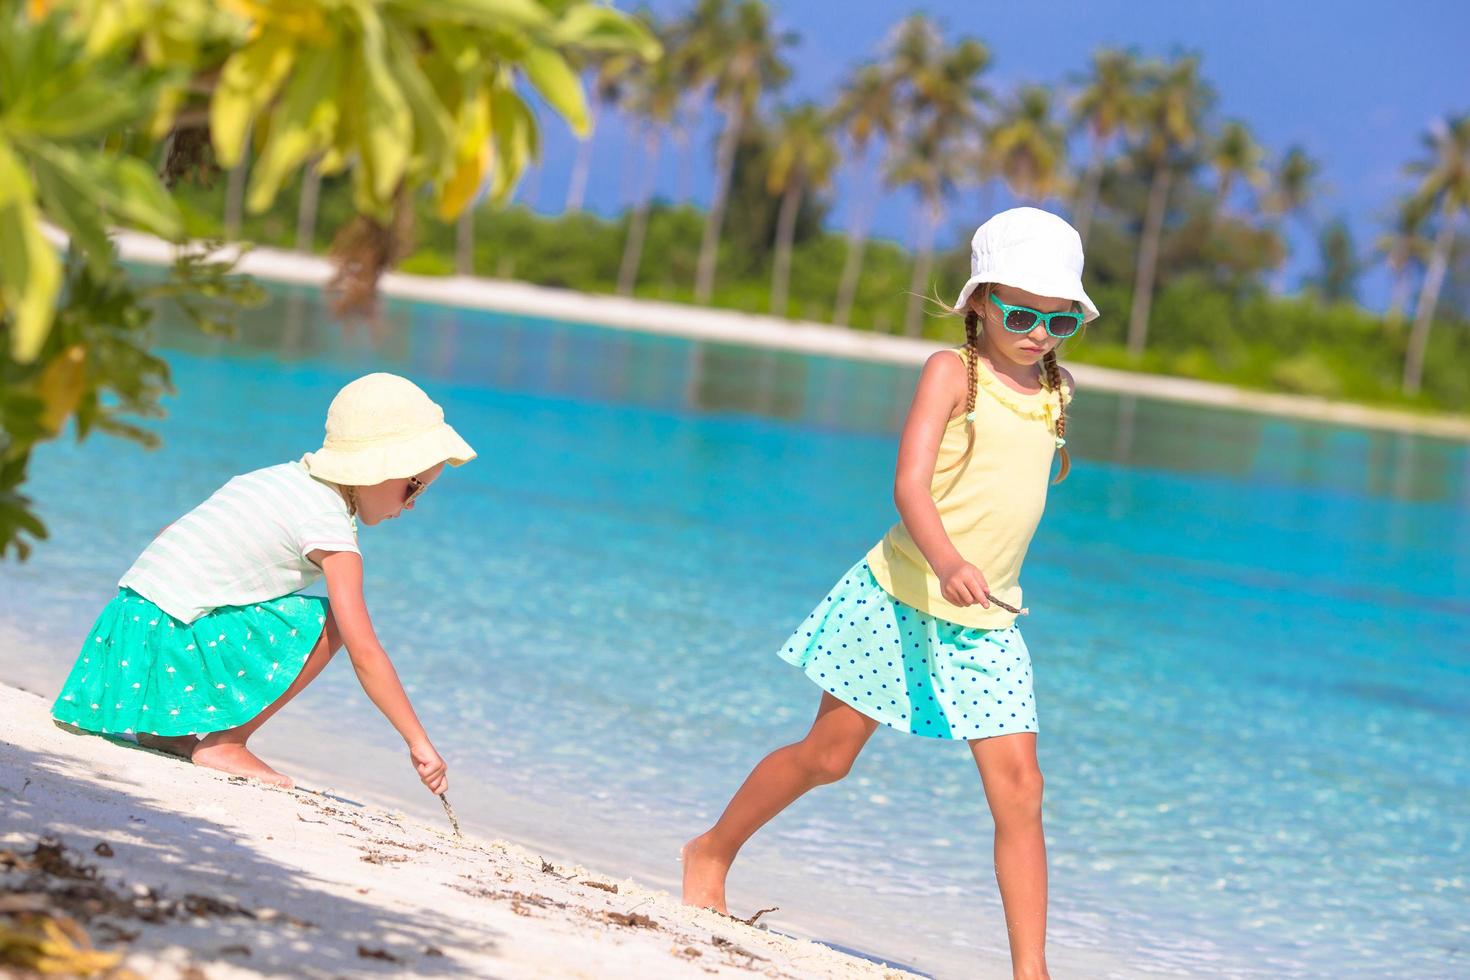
[1264,145,1319,291]
[563,52,638,213]
[1069,49,1139,245]
[891,27,990,336]
[687,0,794,304]
[455,199,476,275]
[986,84,1067,202]
[1402,114,1470,395]
[616,43,684,295]
[1265,146,1318,291]
[830,62,898,325]
[1375,195,1432,323]
[886,13,942,89]
[295,160,323,253]
[223,145,248,239]
[1126,55,1212,357]
[766,103,839,316]
[1312,216,1360,303]
[1208,119,1265,223]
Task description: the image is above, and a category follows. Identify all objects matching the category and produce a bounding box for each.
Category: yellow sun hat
[301,373,476,486]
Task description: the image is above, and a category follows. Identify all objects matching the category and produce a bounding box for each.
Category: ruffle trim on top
[964,350,1073,425]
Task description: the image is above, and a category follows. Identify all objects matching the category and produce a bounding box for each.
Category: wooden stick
[438,793,462,838]
[985,594,1029,616]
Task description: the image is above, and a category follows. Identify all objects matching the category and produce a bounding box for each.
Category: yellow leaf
[435,87,491,220]
[521,45,588,137]
[246,43,342,212]
[0,142,62,364]
[36,345,88,434]
[209,31,297,167]
[221,0,331,42]
[352,16,411,207]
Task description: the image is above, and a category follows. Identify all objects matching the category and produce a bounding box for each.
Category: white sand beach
[1,682,922,979]
[111,230,1470,442]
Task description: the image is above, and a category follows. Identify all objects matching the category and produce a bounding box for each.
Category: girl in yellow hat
[683,208,1096,980]
[51,373,475,793]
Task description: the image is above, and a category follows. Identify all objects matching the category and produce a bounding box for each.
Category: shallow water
[2,284,1466,979]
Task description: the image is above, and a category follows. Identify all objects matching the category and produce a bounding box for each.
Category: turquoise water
[2,285,1467,978]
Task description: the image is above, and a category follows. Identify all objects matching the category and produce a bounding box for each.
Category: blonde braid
[938,307,983,474]
[1041,349,1070,484]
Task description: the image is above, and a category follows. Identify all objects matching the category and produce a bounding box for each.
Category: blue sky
[520,1,1469,309]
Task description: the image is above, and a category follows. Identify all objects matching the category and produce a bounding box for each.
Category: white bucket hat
[954,207,1099,322]
[301,373,476,486]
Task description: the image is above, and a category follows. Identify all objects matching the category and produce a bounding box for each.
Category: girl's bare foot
[192,736,293,788]
[136,733,199,759]
[681,834,731,914]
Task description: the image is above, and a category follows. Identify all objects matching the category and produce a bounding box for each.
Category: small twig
[985,594,1029,615]
[438,794,462,838]
[539,858,574,880]
[737,906,779,927]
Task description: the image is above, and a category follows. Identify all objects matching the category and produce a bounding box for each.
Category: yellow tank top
[865,348,1072,629]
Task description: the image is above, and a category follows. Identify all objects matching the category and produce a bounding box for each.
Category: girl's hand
[938,558,991,608]
[410,740,448,795]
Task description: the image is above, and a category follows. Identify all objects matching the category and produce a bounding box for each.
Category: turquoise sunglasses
[989,294,1083,338]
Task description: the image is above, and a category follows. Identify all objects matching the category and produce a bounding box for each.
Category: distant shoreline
[115,231,1470,442]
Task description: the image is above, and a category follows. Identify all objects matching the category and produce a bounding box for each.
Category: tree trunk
[1126,164,1173,357]
[833,147,877,326]
[223,148,248,240]
[769,180,802,317]
[1385,262,1414,324]
[694,99,745,304]
[1210,174,1233,229]
[564,106,596,213]
[903,199,941,337]
[1402,212,1455,395]
[1073,132,1105,246]
[617,131,662,296]
[516,163,543,209]
[674,127,693,203]
[295,162,322,253]
[456,204,475,276]
[618,121,639,210]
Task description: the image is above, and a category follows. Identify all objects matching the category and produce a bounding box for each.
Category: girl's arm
[312,549,448,794]
[892,351,991,608]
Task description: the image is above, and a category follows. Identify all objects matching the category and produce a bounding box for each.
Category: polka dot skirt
[779,560,1038,741]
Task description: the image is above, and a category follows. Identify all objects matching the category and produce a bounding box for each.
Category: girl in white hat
[683,208,1094,979]
[52,373,476,793]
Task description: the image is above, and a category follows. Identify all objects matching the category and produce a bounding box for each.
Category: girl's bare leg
[682,692,879,913]
[970,732,1049,980]
[193,608,342,788]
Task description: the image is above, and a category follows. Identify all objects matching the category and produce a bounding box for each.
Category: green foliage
[1,0,654,560]
[175,169,1470,414]
[0,247,263,559]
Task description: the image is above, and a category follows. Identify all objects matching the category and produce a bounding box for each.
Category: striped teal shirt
[120,461,359,623]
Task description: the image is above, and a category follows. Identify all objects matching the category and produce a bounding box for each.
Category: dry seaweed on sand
[1,837,309,934]
[710,935,770,968]
[538,857,573,879]
[357,945,403,963]
[2,838,100,880]
[581,879,618,893]
[737,906,779,927]
[604,910,658,929]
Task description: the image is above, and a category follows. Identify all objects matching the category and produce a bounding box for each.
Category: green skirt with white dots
[52,588,327,738]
